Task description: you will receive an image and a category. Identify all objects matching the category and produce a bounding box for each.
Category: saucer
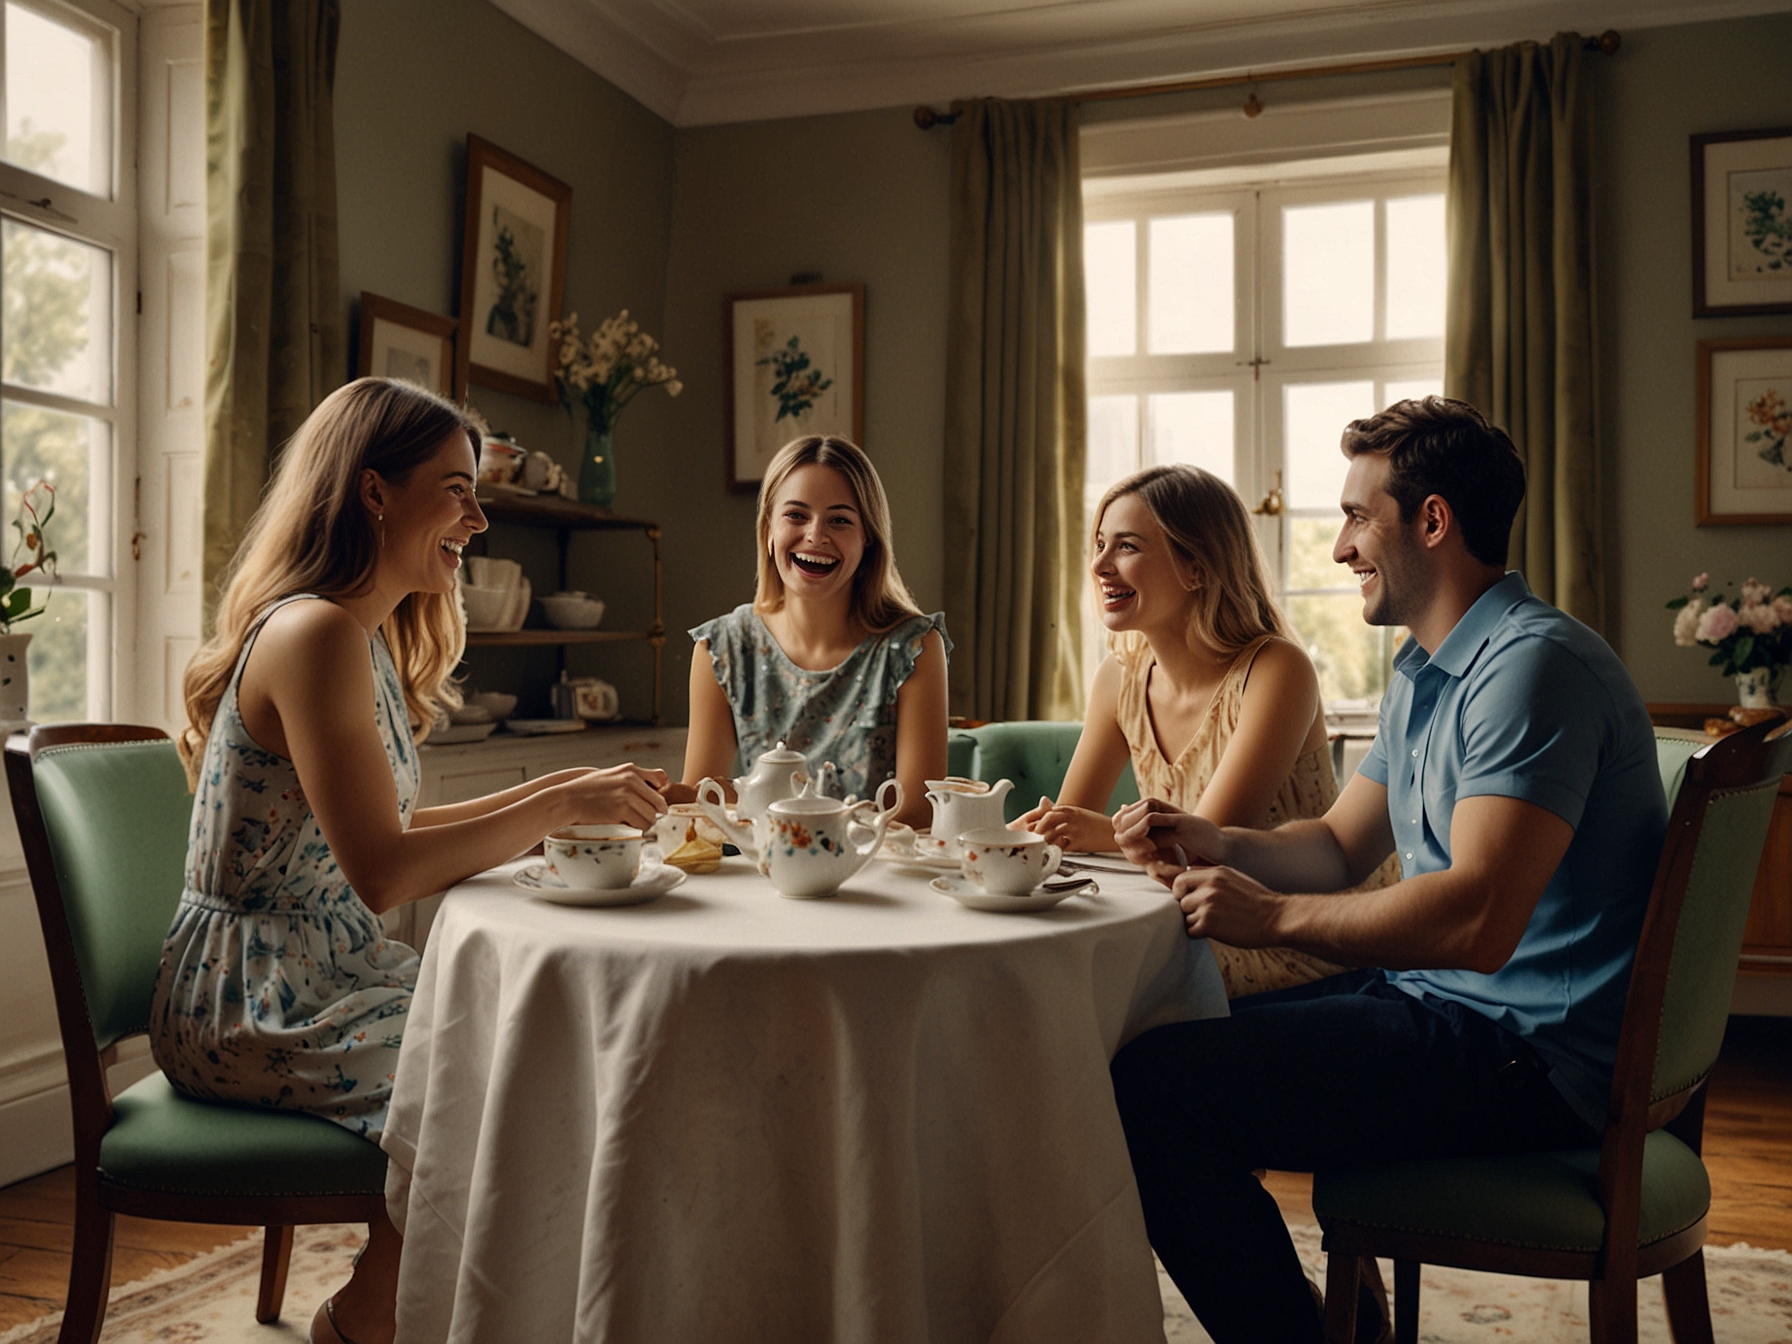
[880,837,959,870]
[929,874,1096,912]
[515,861,686,907]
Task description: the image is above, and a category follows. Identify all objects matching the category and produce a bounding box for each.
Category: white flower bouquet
[547,309,682,434]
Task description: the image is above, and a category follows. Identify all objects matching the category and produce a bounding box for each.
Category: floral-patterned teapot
[759,784,903,899]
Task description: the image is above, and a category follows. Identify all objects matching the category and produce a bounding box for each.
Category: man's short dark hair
[1340,397,1526,567]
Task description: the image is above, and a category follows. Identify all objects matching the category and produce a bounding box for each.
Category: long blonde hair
[179,378,480,784]
[753,436,922,634]
[1093,464,1293,662]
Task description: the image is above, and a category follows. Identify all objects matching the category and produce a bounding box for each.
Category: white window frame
[0,0,139,723]
[1075,154,1455,709]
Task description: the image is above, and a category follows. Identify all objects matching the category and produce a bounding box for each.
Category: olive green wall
[334,0,676,718]
[1596,10,1792,702]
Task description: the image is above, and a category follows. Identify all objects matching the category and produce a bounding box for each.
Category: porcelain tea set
[517,741,1079,906]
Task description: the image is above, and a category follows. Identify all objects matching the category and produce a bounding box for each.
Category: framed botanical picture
[725,282,864,492]
[456,134,571,402]
[1696,336,1792,524]
[357,292,459,398]
[1692,126,1792,317]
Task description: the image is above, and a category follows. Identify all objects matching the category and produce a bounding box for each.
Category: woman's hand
[1112,797,1227,886]
[1017,796,1118,853]
[551,764,670,830]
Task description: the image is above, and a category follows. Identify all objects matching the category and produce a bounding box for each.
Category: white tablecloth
[383,854,1226,1344]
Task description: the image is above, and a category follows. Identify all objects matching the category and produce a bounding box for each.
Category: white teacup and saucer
[930,828,1091,911]
[515,824,687,907]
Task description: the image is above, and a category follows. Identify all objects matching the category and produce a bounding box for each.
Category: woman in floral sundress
[152,378,669,1344]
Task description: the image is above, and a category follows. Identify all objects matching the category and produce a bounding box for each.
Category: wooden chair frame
[1320,716,1792,1344]
[7,725,387,1344]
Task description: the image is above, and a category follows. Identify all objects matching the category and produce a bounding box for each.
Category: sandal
[309,1297,360,1344]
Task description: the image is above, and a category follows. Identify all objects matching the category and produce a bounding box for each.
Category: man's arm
[1170,793,1572,972]
[1114,769,1397,893]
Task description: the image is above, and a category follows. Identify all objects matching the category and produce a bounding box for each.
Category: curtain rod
[913,29,1620,128]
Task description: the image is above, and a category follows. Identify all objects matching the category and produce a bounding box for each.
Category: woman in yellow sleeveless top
[1021,465,1397,997]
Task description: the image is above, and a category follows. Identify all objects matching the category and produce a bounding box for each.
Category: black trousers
[1109,969,1597,1344]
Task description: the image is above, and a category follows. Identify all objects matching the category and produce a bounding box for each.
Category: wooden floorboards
[1,1016,1788,1333]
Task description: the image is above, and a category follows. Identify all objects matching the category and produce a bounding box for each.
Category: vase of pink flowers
[1669,572,1792,708]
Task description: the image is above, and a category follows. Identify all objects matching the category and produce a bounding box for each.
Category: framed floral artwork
[457,135,571,402]
[725,283,864,492]
[1696,336,1792,525]
[357,292,459,399]
[1692,126,1792,317]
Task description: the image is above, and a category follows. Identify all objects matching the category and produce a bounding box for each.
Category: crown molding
[488,0,1792,127]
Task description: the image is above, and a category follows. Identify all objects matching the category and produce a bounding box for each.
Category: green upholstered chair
[1314,718,1792,1344]
[955,720,1140,823]
[6,725,388,1344]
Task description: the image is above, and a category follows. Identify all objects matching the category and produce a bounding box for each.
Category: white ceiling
[486,0,1792,126]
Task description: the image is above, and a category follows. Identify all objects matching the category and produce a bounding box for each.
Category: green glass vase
[579,424,616,508]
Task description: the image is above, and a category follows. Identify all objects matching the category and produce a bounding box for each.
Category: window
[1083,155,1446,708]
[1,0,137,722]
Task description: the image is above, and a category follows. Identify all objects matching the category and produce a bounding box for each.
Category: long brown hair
[753,435,922,634]
[179,378,480,784]
[1093,464,1293,662]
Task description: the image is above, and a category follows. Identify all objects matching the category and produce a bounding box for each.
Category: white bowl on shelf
[539,592,605,630]
[467,691,519,720]
[461,583,512,632]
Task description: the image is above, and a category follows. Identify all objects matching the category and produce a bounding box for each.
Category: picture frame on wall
[1692,126,1792,317]
[357,292,459,399]
[725,282,864,493]
[1696,336,1792,525]
[457,134,571,402]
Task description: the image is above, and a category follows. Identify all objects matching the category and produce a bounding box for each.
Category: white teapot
[924,777,1015,843]
[703,741,809,823]
[758,785,902,899]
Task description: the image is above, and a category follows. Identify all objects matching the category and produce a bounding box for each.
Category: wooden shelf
[476,490,659,533]
[464,629,659,647]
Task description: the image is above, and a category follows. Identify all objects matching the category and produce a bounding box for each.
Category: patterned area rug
[3,1219,1789,1342]
[1164,1222,1792,1344]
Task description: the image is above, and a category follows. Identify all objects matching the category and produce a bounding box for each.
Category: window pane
[1384,378,1441,407]
[3,218,113,404]
[1287,516,1347,591]
[1386,195,1445,339]
[3,399,101,572]
[1085,221,1136,357]
[24,584,93,722]
[1283,200,1373,346]
[1148,391,1232,485]
[1284,594,1396,705]
[1284,380,1374,510]
[1147,213,1233,354]
[4,1,111,197]
[1087,394,1138,498]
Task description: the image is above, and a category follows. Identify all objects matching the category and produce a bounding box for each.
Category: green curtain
[202,0,343,625]
[942,98,1088,722]
[1446,33,1601,630]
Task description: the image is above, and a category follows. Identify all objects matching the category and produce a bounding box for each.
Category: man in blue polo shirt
[1107,397,1666,1344]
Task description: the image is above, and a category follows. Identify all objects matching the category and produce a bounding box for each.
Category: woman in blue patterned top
[677,436,948,827]
[153,378,668,1344]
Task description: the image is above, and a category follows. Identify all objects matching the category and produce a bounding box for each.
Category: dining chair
[1313,715,1792,1344]
[957,721,1140,822]
[7,724,388,1344]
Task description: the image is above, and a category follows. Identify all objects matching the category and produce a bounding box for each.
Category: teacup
[957,827,1063,896]
[544,824,645,889]
[650,803,728,853]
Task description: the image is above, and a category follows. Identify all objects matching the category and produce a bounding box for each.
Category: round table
[382,854,1225,1344]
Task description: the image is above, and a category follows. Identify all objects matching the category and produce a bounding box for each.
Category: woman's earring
[377,513,386,549]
